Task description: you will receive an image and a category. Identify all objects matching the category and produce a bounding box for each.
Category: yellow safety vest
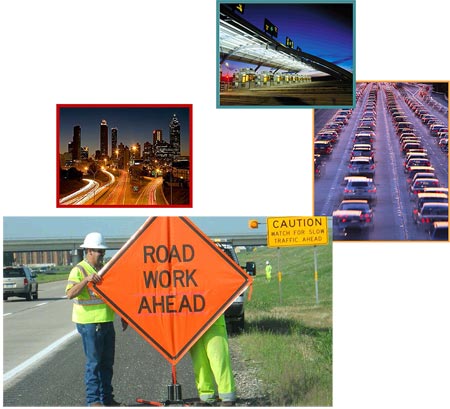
[66,260,114,324]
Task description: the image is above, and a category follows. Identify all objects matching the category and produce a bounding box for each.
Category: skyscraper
[169,114,181,156]
[100,119,108,159]
[153,129,163,145]
[111,127,118,158]
[72,125,81,161]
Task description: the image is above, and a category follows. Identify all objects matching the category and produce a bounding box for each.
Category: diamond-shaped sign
[92,217,252,364]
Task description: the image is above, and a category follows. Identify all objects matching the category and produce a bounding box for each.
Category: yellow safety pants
[189,315,236,402]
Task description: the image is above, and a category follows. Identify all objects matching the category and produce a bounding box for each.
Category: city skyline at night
[58,105,191,159]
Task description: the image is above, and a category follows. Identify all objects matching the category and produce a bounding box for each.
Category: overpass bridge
[219,3,353,82]
[3,233,268,253]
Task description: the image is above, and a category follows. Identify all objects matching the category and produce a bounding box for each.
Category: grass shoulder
[234,243,332,406]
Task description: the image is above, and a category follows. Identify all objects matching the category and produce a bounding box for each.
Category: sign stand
[136,364,185,407]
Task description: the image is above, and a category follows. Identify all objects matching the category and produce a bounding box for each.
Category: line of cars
[386,86,448,240]
[405,93,448,153]
[330,85,378,238]
[314,108,353,177]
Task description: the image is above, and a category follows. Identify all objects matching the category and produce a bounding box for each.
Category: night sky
[221,2,354,73]
[58,106,191,157]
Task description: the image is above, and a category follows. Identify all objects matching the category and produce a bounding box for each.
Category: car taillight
[24,278,29,286]
[344,189,351,193]
[368,188,376,193]
[421,217,431,223]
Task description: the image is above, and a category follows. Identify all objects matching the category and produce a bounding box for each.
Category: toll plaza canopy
[219,4,352,82]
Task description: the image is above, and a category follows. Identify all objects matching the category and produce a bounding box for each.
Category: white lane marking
[3,329,78,383]
[3,313,12,317]
[36,302,48,307]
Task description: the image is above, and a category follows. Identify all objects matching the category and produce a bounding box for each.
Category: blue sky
[221,1,354,73]
[3,217,267,240]
[59,106,191,158]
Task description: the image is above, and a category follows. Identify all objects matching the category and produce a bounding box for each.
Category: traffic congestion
[314,82,448,241]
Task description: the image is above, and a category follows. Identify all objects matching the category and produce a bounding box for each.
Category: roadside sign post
[91,217,253,406]
[267,216,329,305]
[277,247,282,304]
[314,246,319,305]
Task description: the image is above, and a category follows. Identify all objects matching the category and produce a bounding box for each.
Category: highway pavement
[3,281,198,406]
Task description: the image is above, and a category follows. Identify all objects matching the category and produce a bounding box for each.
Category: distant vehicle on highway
[3,266,39,301]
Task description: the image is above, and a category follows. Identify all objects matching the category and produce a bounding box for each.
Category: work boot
[104,399,125,406]
[218,401,236,407]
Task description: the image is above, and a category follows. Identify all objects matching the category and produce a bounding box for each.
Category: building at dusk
[100,119,108,159]
[111,127,118,159]
[153,129,163,145]
[169,114,181,156]
[72,125,81,161]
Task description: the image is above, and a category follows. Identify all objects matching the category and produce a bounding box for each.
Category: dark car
[215,242,247,333]
[314,140,333,155]
[343,176,377,203]
[3,266,39,301]
[333,199,374,237]
[245,261,256,276]
[347,157,375,178]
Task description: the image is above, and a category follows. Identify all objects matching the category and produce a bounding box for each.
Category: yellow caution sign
[267,216,328,248]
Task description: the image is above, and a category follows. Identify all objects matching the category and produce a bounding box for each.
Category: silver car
[3,266,39,301]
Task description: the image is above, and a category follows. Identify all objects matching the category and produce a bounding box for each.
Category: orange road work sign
[92,217,252,365]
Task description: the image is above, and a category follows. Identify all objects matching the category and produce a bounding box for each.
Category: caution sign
[92,217,252,365]
[267,216,329,247]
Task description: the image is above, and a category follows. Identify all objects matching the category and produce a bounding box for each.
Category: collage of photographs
[2,1,449,408]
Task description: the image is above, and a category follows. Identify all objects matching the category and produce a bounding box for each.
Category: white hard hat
[80,232,108,249]
[266,260,270,265]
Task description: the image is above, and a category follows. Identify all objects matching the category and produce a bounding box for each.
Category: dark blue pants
[76,322,116,406]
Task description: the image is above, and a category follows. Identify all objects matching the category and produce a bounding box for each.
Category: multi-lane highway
[314,82,448,240]
[59,169,168,206]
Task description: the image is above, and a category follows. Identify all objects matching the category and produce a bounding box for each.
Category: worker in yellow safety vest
[65,232,127,407]
[265,260,272,282]
[189,315,236,406]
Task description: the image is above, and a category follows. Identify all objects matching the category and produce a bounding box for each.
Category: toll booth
[258,71,273,87]
[234,68,257,89]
